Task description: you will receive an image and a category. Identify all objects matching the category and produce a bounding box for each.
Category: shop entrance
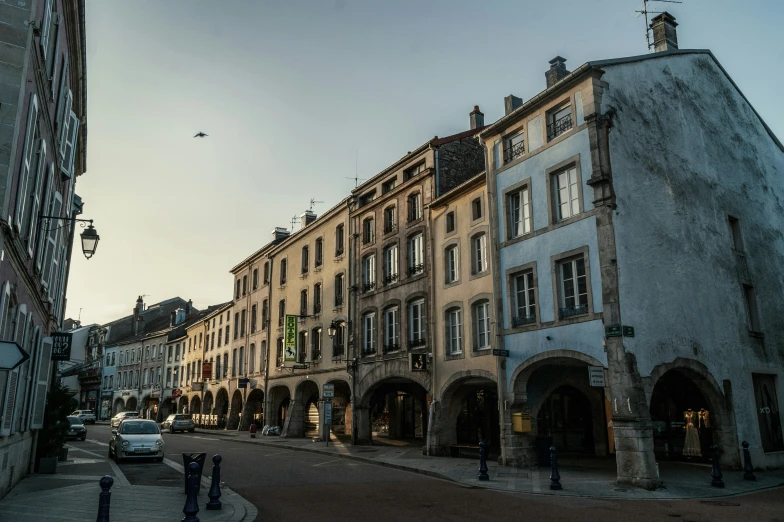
[536,385,595,453]
[456,389,500,448]
[650,369,713,461]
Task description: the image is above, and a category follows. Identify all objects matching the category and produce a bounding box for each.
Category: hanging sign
[410,353,427,372]
[238,378,250,389]
[201,362,212,379]
[284,315,298,362]
[0,341,29,369]
[322,384,334,399]
[324,400,333,425]
[623,326,635,337]
[51,332,74,361]
[588,366,606,387]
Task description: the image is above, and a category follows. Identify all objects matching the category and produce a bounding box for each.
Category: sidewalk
[0,446,256,521]
[205,429,784,500]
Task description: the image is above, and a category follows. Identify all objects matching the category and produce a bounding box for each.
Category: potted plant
[36,381,77,474]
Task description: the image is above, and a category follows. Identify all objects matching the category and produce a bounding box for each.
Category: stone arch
[203,391,214,415]
[510,349,606,398]
[126,396,138,412]
[324,378,352,436]
[434,370,498,454]
[282,379,320,438]
[113,397,125,415]
[241,389,265,428]
[228,389,243,430]
[267,384,292,429]
[191,395,202,416]
[357,367,430,407]
[177,396,187,413]
[214,388,229,427]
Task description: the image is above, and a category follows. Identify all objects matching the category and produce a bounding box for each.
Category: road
[80,424,784,522]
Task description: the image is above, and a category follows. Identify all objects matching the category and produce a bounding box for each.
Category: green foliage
[36,381,77,459]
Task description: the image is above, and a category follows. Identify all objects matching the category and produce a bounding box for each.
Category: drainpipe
[237,260,253,431]
[263,254,274,428]
[425,154,438,456]
[347,197,358,446]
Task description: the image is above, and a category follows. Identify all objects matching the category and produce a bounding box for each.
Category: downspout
[263,253,274,428]
[425,147,439,456]
[347,197,358,445]
[237,260,252,431]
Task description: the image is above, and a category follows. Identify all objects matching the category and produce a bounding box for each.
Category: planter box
[58,448,69,462]
[39,457,58,474]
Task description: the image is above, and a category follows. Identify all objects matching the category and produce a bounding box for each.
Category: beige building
[427,172,499,456]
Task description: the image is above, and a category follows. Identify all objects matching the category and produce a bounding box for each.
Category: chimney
[186,299,192,315]
[469,105,484,129]
[300,210,317,228]
[504,95,523,116]
[272,227,290,242]
[132,296,143,335]
[170,311,176,327]
[650,12,678,52]
[545,56,569,88]
[175,308,186,325]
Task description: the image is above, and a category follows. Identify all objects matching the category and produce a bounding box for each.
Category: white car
[109,419,164,462]
[71,409,96,424]
[110,411,139,428]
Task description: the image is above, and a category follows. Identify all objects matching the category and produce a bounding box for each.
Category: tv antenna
[290,215,300,231]
[635,0,682,50]
[309,198,323,212]
[345,148,367,188]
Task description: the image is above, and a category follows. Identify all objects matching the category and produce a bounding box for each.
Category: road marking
[108,457,131,486]
[85,438,109,447]
[66,447,105,459]
[313,458,342,467]
[263,450,290,457]
[184,436,220,441]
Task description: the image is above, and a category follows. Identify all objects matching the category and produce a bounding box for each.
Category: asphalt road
[83,424,784,522]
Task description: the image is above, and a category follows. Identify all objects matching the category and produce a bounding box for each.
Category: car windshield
[174,415,190,420]
[120,421,160,435]
[67,416,83,425]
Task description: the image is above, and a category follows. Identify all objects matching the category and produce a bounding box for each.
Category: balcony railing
[409,337,426,349]
[383,344,400,354]
[512,314,536,327]
[503,140,525,164]
[334,295,344,307]
[313,303,321,314]
[362,346,376,356]
[363,282,376,293]
[332,344,345,358]
[335,247,344,257]
[407,263,425,276]
[383,273,398,286]
[558,304,588,319]
[547,113,573,141]
[300,308,308,317]
[384,222,397,235]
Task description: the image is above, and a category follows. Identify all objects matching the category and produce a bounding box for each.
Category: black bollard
[549,446,562,490]
[710,444,724,488]
[206,454,222,510]
[742,441,756,481]
[183,462,200,522]
[477,441,489,481]
[95,475,113,522]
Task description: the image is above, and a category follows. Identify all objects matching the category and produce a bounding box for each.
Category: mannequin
[698,408,710,428]
[683,408,701,457]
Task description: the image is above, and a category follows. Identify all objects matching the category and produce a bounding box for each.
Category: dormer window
[359,190,376,207]
[404,162,425,181]
[503,131,525,164]
[547,104,572,141]
[382,177,397,194]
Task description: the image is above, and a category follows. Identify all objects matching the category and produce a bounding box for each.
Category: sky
[66,0,784,326]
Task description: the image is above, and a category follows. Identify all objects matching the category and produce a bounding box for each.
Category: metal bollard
[742,441,756,481]
[183,462,200,522]
[549,446,562,490]
[477,441,489,481]
[710,444,724,488]
[206,454,222,510]
[95,475,113,522]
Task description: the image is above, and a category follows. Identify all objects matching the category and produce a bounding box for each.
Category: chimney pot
[300,210,317,228]
[470,105,484,130]
[272,227,291,242]
[650,11,678,52]
[545,56,570,88]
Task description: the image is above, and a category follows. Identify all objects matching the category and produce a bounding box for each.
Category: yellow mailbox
[512,412,532,433]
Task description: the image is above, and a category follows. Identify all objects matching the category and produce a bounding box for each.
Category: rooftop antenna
[78,308,83,322]
[290,215,300,232]
[345,148,367,188]
[309,198,324,212]
[635,0,682,50]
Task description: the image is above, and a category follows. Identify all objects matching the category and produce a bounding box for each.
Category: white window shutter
[15,94,39,232]
[493,139,500,170]
[49,16,60,96]
[41,192,62,293]
[56,56,68,131]
[36,164,54,273]
[58,91,72,157]
[18,319,36,432]
[1,369,20,436]
[61,112,78,178]
[40,0,53,58]
[25,139,46,256]
[14,305,28,346]
[0,282,10,341]
[54,246,67,319]
[31,337,53,429]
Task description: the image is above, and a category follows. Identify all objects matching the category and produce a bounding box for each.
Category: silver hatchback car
[162,414,195,433]
[109,419,164,462]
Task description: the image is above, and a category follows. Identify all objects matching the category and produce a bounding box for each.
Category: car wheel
[81,436,86,441]
[189,429,195,433]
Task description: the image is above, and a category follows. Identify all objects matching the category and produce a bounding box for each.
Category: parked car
[66,416,87,441]
[71,409,96,424]
[161,414,195,434]
[109,419,164,462]
[110,411,139,428]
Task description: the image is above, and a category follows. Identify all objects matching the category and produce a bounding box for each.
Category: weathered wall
[436,137,485,197]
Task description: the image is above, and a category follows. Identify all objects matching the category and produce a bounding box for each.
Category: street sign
[51,332,73,361]
[623,326,635,337]
[324,401,333,425]
[202,362,212,379]
[492,349,510,357]
[238,378,250,389]
[0,341,29,370]
[293,364,309,370]
[588,366,606,387]
[322,384,334,398]
[284,315,298,361]
[605,325,622,338]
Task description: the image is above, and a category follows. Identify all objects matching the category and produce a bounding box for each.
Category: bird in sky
[193,132,208,138]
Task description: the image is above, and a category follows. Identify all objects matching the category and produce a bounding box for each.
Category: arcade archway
[203,391,214,415]
[241,389,265,428]
[268,385,291,429]
[113,398,125,415]
[360,377,429,444]
[283,380,320,438]
[228,390,243,430]
[438,373,499,456]
[126,396,138,412]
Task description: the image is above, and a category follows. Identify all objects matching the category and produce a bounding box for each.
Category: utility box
[512,412,532,433]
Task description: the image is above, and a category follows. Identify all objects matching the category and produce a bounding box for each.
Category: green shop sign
[284,315,298,361]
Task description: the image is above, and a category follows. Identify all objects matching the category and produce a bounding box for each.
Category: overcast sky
[66,0,784,326]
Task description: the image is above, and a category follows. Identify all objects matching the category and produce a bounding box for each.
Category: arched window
[249,344,256,373]
[232,349,238,377]
[223,353,229,377]
[311,328,322,360]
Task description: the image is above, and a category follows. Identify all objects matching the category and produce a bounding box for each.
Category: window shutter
[56,57,68,131]
[25,139,46,256]
[31,337,53,429]
[58,90,72,156]
[36,164,54,273]
[61,112,79,178]
[493,139,500,170]
[0,369,20,436]
[0,281,10,341]
[48,16,60,95]
[40,0,53,56]
[15,93,39,231]
[19,320,37,432]
[14,305,28,346]
[41,192,62,294]
[55,246,67,319]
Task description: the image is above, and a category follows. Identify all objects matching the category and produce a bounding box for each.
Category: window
[215,356,221,379]
[384,206,396,234]
[558,256,588,318]
[554,166,580,221]
[445,212,455,233]
[211,332,215,349]
[384,306,399,353]
[382,177,396,194]
[300,289,308,316]
[334,274,345,306]
[253,268,259,289]
[235,279,241,299]
[445,246,459,284]
[508,187,531,238]
[145,347,149,361]
[474,301,491,350]
[504,131,525,164]
[242,275,248,295]
[471,198,483,221]
[280,259,287,285]
[362,217,375,244]
[262,299,268,329]
[404,162,425,181]
[743,284,761,333]
[234,312,239,339]
[472,234,488,274]
[259,342,265,371]
[383,244,399,285]
[263,262,270,284]
[223,353,229,377]
[239,346,244,376]
[311,328,322,360]
[335,224,345,256]
[241,309,247,337]
[217,329,222,347]
[278,299,286,326]
[752,374,784,452]
[301,246,309,274]
[276,337,284,366]
[359,190,376,207]
[513,269,537,326]
[362,254,376,292]
[332,321,345,357]
[728,216,743,251]
[408,299,426,347]
[249,344,255,373]
[408,233,424,275]
[224,325,230,344]
[313,284,322,314]
[251,304,258,333]
[24,135,47,253]
[297,332,307,363]
[315,238,323,267]
[15,93,38,235]
[547,104,572,141]
[167,346,172,363]
[407,193,422,222]
[362,312,376,354]
[447,308,462,355]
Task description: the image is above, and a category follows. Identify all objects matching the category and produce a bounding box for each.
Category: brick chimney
[504,95,522,116]
[650,12,678,52]
[300,211,317,228]
[469,106,484,129]
[545,56,569,88]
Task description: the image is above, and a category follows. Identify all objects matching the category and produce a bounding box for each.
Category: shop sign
[605,325,622,338]
[172,389,182,400]
[322,384,334,399]
[492,349,509,357]
[101,391,113,399]
[588,366,606,387]
[623,326,635,337]
[238,378,250,389]
[121,391,130,397]
[191,382,203,392]
[202,362,212,379]
[410,353,427,372]
[284,315,298,362]
[51,332,74,361]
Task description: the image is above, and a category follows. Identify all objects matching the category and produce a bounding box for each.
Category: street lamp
[40,215,101,260]
[327,321,337,339]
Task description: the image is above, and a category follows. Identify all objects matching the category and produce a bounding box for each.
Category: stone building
[349,109,486,444]
[480,13,784,486]
[0,0,86,498]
